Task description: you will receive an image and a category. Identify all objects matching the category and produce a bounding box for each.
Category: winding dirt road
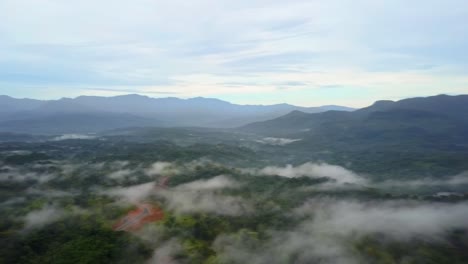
[113,203,164,232]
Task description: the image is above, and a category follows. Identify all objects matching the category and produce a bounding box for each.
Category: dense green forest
[1,133,467,264]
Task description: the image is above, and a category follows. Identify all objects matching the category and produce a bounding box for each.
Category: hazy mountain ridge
[239,94,468,179]
[357,94,468,121]
[241,94,468,135]
[2,95,468,264]
[0,94,353,134]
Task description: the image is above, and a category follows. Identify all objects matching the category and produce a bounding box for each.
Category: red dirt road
[113,203,164,232]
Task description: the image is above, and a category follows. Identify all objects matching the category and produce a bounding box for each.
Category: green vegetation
[0,131,467,263]
[1,215,151,264]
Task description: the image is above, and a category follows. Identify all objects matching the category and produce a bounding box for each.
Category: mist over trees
[0,95,466,263]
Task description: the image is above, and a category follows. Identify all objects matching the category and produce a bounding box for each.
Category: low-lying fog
[1,158,468,263]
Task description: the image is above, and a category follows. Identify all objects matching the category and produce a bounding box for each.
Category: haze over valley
[1,0,468,263]
[0,94,354,133]
[1,94,468,263]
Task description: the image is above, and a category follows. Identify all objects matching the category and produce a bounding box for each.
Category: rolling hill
[241,94,468,138]
[240,94,468,178]
[0,94,353,134]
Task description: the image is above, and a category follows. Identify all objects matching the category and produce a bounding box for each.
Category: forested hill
[240,94,468,137]
[240,94,468,178]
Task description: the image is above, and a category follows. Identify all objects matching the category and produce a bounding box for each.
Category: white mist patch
[107,169,134,180]
[106,182,155,203]
[0,166,55,183]
[258,162,367,184]
[213,228,356,264]
[175,175,240,191]
[145,162,179,176]
[148,239,183,264]
[26,188,77,198]
[213,199,468,264]
[1,197,26,206]
[23,207,64,229]
[161,191,250,216]
[296,199,468,241]
[52,134,96,141]
[157,176,250,216]
[256,137,302,146]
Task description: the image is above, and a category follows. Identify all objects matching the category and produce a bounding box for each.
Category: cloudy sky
[1,0,467,107]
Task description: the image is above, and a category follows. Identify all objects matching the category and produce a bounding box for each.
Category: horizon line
[1,92,464,109]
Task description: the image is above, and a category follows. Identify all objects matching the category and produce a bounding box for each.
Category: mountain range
[241,94,468,137]
[240,94,468,178]
[0,94,354,134]
[1,93,467,177]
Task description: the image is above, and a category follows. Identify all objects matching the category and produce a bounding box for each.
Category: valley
[1,95,468,263]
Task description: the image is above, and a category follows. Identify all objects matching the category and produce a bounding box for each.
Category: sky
[1,0,468,107]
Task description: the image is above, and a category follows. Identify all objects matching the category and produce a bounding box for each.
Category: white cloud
[0,166,55,183]
[256,162,367,184]
[159,190,250,216]
[105,182,155,203]
[296,199,468,241]
[107,169,134,180]
[23,206,64,229]
[213,199,468,264]
[145,162,179,177]
[148,239,183,264]
[1,0,467,106]
[52,134,96,141]
[175,175,240,191]
[256,137,301,146]
[157,175,250,215]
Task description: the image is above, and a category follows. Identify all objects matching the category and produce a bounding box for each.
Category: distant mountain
[240,94,468,179]
[316,105,356,112]
[241,94,468,136]
[240,94,468,152]
[357,94,468,122]
[0,95,45,113]
[0,94,353,134]
[67,95,353,127]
